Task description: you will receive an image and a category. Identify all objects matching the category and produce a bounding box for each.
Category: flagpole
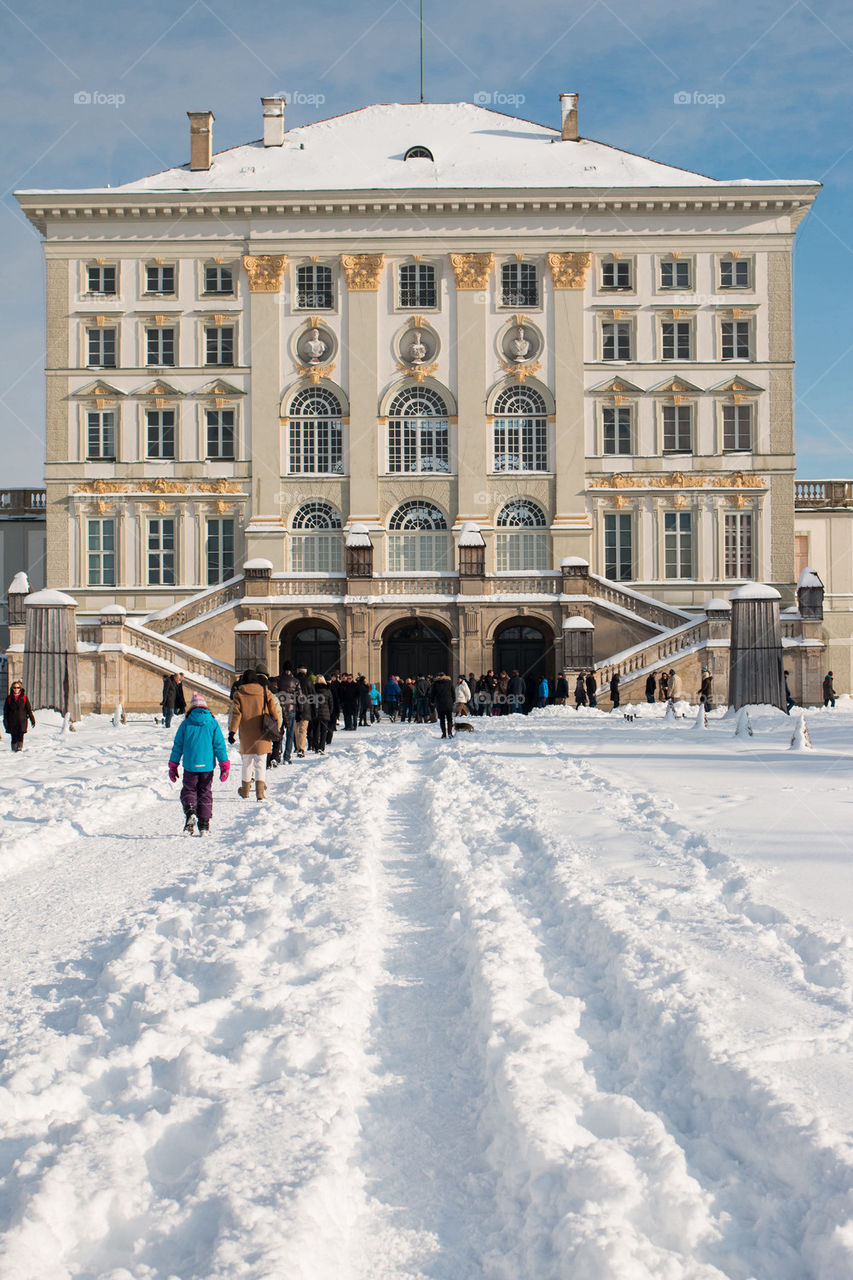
[420,0,424,103]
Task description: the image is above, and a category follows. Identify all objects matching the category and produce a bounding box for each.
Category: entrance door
[289,626,340,677]
[385,620,450,680]
[495,623,548,680]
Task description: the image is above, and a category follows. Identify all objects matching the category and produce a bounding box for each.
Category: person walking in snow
[555,673,569,706]
[273,662,300,765]
[585,670,598,708]
[538,676,550,709]
[310,674,334,753]
[3,679,35,751]
[699,668,713,712]
[168,691,229,835]
[228,664,282,800]
[369,681,382,722]
[161,671,186,728]
[645,672,657,704]
[783,669,795,714]
[574,673,587,708]
[667,668,684,706]
[609,672,620,710]
[658,671,670,701]
[455,674,471,716]
[429,672,455,739]
[383,674,401,721]
[823,671,837,708]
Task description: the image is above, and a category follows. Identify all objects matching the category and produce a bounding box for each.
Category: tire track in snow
[441,737,853,1280]
[0,733,402,1280]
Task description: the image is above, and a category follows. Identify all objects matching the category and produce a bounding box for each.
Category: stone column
[450,254,493,528]
[341,255,384,526]
[98,604,128,712]
[562,616,594,671]
[547,252,592,563]
[242,254,288,568]
[234,619,269,673]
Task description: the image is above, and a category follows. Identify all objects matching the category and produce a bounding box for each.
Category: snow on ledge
[729,582,781,602]
[562,616,594,630]
[8,571,30,594]
[25,588,78,606]
[560,556,589,568]
[233,619,268,633]
[345,524,372,548]
[458,522,485,548]
[705,597,732,612]
[243,558,273,570]
[797,567,823,589]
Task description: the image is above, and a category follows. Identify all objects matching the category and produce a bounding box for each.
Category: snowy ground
[0,703,852,1280]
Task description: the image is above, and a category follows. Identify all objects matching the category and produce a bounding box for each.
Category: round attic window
[404,145,434,161]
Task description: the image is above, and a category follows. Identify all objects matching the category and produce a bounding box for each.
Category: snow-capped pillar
[234,619,269,674]
[23,588,81,719]
[8,571,30,628]
[547,252,593,565]
[98,603,127,713]
[727,582,784,711]
[562,615,594,671]
[449,254,493,546]
[341,254,384,547]
[242,254,288,570]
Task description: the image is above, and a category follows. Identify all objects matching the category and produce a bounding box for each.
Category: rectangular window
[604,512,633,581]
[207,517,235,584]
[661,320,692,360]
[146,409,175,459]
[206,409,236,460]
[87,410,116,460]
[664,511,693,578]
[723,403,752,451]
[205,326,234,366]
[602,406,633,455]
[720,258,750,289]
[725,511,753,579]
[87,327,116,368]
[601,259,632,289]
[87,518,115,586]
[662,404,692,452]
[289,418,343,474]
[794,534,810,580]
[493,418,548,470]
[387,533,450,572]
[291,533,344,573]
[399,263,437,309]
[660,259,691,289]
[147,517,176,586]
[146,326,175,366]
[501,261,538,307]
[494,531,549,572]
[296,264,333,309]
[87,264,116,294]
[602,322,631,361]
[721,320,751,360]
[146,264,175,294]
[388,418,449,473]
[204,264,234,294]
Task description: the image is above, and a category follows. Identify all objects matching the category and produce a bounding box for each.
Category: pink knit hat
[189,692,208,709]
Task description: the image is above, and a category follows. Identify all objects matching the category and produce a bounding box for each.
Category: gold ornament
[546,252,591,289]
[243,254,288,292]
[340,253,385,290]
[449,252,494,290]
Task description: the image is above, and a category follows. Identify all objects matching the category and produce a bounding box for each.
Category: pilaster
[450,253,493,523]
[243,254,287,568]
[548,252,592,563]
[342,254,384,523]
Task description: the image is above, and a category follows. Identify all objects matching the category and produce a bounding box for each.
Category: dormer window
[404,145,434,161]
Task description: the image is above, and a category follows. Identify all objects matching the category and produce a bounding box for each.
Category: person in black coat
[609,672,620,710]
[338,673,360,730]
[4,679,35,751]
[555,673,569,705]
[161,671,186,728]
[645,672,656,704]
[585,670,598,708]
[356,675,372,726]
[574,674,587,708]
[429,673,455,738]
[310,676,334,753]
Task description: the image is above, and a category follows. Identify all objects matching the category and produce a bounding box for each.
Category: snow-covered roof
[233,619,268,632]
[345,523,372,548]
[729,582,781,602]
[8,571,30,594]
[20,104,819,196]
[99,603,127,616]
[797,567,823,590]
[561,556,590,568]
[25,588,77,606]
[458,522,486,548]
[562,617,594,630]
[705,597,732,612]
[243,558,273,571]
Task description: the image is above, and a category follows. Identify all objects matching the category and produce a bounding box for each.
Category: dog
[454,720,475,732]
[623,713,635,722]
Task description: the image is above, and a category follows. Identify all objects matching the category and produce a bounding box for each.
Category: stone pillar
[796,568,824,619]
[243,557,273,598]
[242,255,288,568]
[562,616,594,671]
[560,556,590,596]
[727,582,785,710]
[234,619,269,673]
[458,522,485,594]
[548,252,592,563]
[449,254,493,525]
[342,255,384,524]
[23,588,81,719]
[98,603,128,712]
[703,598,732,704]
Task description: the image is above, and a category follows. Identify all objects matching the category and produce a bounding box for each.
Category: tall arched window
[288,387,343,474]
[387,386,449,474]
[291,500,343,573]
[387,499,450,572]
[492,385,548,472]
[495,498,549,572]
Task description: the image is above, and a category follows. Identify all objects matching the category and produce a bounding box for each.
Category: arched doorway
[283,623,341,677]
[494,620,551,681]
[383,618,451,681]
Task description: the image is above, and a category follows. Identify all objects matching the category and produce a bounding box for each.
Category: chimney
[187,110,215,171]
[262,96,286,147]
[560,92,579,141]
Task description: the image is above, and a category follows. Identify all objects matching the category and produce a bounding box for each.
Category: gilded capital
[243,254,288,292]
[449,252,494,290]
[340,253,385,290]
[547,251,591,289]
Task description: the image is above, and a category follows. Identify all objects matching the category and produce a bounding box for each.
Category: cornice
[16,183,821,237]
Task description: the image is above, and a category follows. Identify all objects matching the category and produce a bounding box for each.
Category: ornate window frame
[597,253,636,294]
[293,260,337,313]
[395,257,441,313]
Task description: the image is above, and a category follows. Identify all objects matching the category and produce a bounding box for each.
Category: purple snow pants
[181,770,214,820]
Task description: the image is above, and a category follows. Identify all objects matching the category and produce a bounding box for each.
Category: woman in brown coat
[228,666,282,800]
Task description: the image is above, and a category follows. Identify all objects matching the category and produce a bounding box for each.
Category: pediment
[708,376,764,395]
[67,379,125,400]
[648,376,704,395]
[193,378,246,398]
[588,376,644,396]
[134,379,184,399]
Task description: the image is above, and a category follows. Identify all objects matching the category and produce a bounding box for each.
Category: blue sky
[2,0,851,485]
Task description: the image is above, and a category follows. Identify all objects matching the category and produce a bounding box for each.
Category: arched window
[288,387,343,474]
[290,501,343,573]
[492,385,548,472]
[404,145,434,161]
[387,386,449,474]
[495,498,549,572]
[387,499,450,573]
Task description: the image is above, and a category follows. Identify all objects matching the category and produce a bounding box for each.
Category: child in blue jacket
[168,691,230,835]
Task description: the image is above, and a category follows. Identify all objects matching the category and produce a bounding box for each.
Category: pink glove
[219,761,230,782]
[168,761,179,783]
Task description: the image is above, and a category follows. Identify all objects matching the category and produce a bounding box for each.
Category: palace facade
[14,97,821,699]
